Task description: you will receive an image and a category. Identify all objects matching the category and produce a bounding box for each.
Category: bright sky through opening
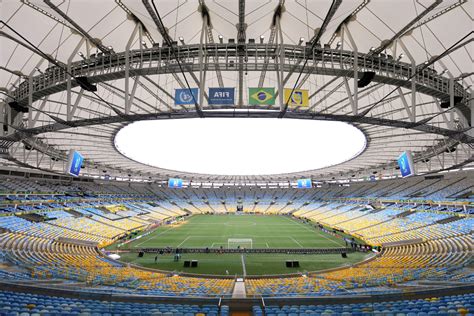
[115,118,367,176]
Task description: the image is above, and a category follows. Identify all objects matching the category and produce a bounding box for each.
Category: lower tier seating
[254,293,473,316]
[0,290,228,316]
[245,234,472,297]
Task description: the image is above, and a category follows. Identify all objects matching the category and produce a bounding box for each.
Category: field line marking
[289,236,304,248]
[133,226,176,248]
[283,216,343,247]
[177,236,191,247]
[241,254,246,277]
[266,242,269,248]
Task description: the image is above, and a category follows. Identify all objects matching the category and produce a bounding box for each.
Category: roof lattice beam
[43,0,112,54]
[372,0,442,54]
[258,1,284,88]
[309,0,343,45]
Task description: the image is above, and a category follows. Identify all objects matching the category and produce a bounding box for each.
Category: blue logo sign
[297,179,312,189]
[168,178,183,188]
[369,175,376,181]
[68,150,84,177]
[398,151,415,177]
[208,88,235,105]
[175,88,199,105]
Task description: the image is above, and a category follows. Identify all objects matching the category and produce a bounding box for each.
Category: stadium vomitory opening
[0,0,473,315]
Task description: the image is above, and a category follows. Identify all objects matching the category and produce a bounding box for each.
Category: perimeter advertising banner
[248,88,275,105]
[175,88,199,105]
[284,88,309,107]
[208,88,235,105]
[66,150,84,177]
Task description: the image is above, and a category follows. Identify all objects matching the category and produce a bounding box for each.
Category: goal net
[227,238,253,249]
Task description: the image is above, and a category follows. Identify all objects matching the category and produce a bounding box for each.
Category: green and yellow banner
[249,88,275,105]
[284,88,309,107]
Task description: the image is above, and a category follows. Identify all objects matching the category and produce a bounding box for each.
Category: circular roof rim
[113,117,368,177]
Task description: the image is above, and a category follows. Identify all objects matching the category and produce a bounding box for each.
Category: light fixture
[35,67,42,74]
[440,69,448,75]
[260,35,265,44]
[107,46,113,50]
[78,52,84,57]
[218,35,223,43]
[298,37,305,45]
[141,41,147,47]
[369,47,375,52]
[179,37,184,44]
[397,53,404,61]
[336,41,341,49]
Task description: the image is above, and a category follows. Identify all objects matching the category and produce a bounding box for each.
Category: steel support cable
[353,31,473,121]
[279,0,340,118]
[0,21,126,123]
[149,0,204,118]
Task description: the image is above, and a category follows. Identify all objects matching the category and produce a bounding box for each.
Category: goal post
[227,238,253,249]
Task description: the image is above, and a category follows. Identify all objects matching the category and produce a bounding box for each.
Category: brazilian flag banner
[248,88,275,105]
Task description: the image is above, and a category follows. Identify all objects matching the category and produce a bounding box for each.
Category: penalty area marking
[133,226,176,248]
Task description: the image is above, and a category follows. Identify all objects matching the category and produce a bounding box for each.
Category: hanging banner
[249,87,275,105]
[208,88,235,105]
[284,88,309,107]
[175,88,199,105]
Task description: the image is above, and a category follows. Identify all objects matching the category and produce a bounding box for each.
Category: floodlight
[218,35,223,43]
[260,35,265,44]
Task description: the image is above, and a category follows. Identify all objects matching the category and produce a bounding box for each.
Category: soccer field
[111,215,370,275]
[122,214,346,249]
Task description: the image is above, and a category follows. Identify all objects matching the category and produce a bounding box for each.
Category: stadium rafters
[0,0,472,182]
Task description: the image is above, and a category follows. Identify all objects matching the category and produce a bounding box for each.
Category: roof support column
[27,59,46,127]
[276,15,284,110]
[397,39,416,122]
[341,24,358,115]
[30,97,49,128]
[236,0,246,107]
[67,37,85,121]
[125,23,141,114]
[199,14,208,108]
[0,101,5,136]
[28,75,33,127]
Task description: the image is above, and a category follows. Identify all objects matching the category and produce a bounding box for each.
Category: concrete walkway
[232,279,247,298]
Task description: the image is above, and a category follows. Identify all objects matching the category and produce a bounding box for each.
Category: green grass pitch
[122,214,346,249]
[111,215,371,275]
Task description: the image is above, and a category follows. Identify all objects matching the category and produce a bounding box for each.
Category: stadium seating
[0,174,472,304]
[0,290,227,316]
[254,293,473,316]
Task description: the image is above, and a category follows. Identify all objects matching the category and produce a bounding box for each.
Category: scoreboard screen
[297,178,312,188]
[397,151,416,178]
[66,150,84,177]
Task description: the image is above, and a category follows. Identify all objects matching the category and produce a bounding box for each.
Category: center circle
[114,118,367,175]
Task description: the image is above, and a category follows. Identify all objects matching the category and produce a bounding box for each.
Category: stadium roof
[0,0,472,182]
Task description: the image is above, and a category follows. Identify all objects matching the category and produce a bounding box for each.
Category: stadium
[0,0,473,315]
